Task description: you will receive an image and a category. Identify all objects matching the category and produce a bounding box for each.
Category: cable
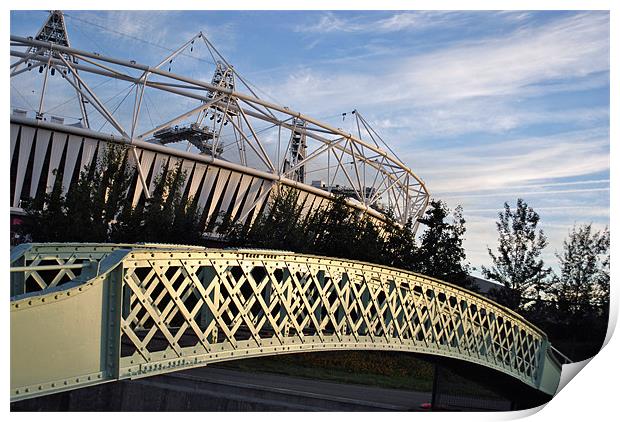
[10,81,37,111]
[46,78,113,114]
[101,81,135,106]
[64,13,216,67]
[98,84,135,132]
[143,94,155,129]
[64,12,285,109]
[144,90,163,123]
[70,17,109,56]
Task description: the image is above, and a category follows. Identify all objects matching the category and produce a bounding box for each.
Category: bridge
[10,243,563,403]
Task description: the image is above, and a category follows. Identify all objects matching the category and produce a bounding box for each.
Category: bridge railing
[9,243,207,297]
[10,244,562,402]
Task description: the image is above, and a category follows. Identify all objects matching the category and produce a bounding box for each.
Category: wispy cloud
[373,102,609,141]
[442,187,609,200]
[436,179,610,196]
[273,12,609,115]
[463,212,609,273]
[65,11,180,52]
[466,206,610,218]
[410,128,609,194]
[295,11,468,34]
[295,12,356,33]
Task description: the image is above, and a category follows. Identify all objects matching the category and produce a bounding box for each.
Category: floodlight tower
[152,60,239,157]
[283,118,308,183]
[16,10,90,127]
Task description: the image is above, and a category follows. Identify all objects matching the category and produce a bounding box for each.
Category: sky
[9,10,610,275]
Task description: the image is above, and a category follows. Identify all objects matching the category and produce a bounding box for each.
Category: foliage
[21,147,203,246]
[22,144,135,243]
[225,189,474,288]
[482,199,551,311]
[552,224,610,318]
[20,169,69,242]
[540,224,610,358]
[411,200,474,289]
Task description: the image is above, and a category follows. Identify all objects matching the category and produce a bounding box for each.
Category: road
[153,365,433,411]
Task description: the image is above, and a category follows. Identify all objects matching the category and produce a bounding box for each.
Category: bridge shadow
[12,349,552,412]
[420,354,552,411]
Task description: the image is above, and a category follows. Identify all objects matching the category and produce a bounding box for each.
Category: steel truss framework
[10,17,430,227]
[10,244,563,402]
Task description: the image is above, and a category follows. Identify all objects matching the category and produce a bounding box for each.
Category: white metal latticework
[10,11,430,230]
[10,244,563,402]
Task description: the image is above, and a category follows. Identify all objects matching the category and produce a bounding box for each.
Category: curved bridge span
[10,244,562,402]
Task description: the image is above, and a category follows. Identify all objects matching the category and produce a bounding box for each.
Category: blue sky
[10,10,610,274]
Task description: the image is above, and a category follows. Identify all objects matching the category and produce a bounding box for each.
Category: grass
[214,350,507,400]
[214,350,435,392]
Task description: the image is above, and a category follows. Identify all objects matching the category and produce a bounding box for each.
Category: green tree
[482,199,551,311]
[552,224,610,321]
[20,145,135,243]
[227,186,307,250]
[376,214,417,270]
[411,200,473,289]
[64,144,135,242]
[140,161,198,244]
[19,169,69,242]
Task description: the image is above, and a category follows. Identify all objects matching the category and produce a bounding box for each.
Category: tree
[137,161,204,245]
[311,194,363,259]
[19,169,69,242]
[20,144,135,243]
[226,185,309,251]
[64,144,135,242]
[411,200,473,289]
[482,199,551,311]
[552,224,610,321]
[381,215,418,270]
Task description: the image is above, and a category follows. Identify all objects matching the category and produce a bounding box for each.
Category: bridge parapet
[10,244,563,402]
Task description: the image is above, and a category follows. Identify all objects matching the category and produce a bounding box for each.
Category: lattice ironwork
[10,244,563,402]
[9,243,207,296]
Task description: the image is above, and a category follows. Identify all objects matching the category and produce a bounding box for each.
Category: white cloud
[437,179,609,195]
[409,128,609,194]
[295,12,357,33]
[373,102,609,141]
[295,11,467,34]
[270,12,609,115]
[464,213,609,274]
[442,187,610,200]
